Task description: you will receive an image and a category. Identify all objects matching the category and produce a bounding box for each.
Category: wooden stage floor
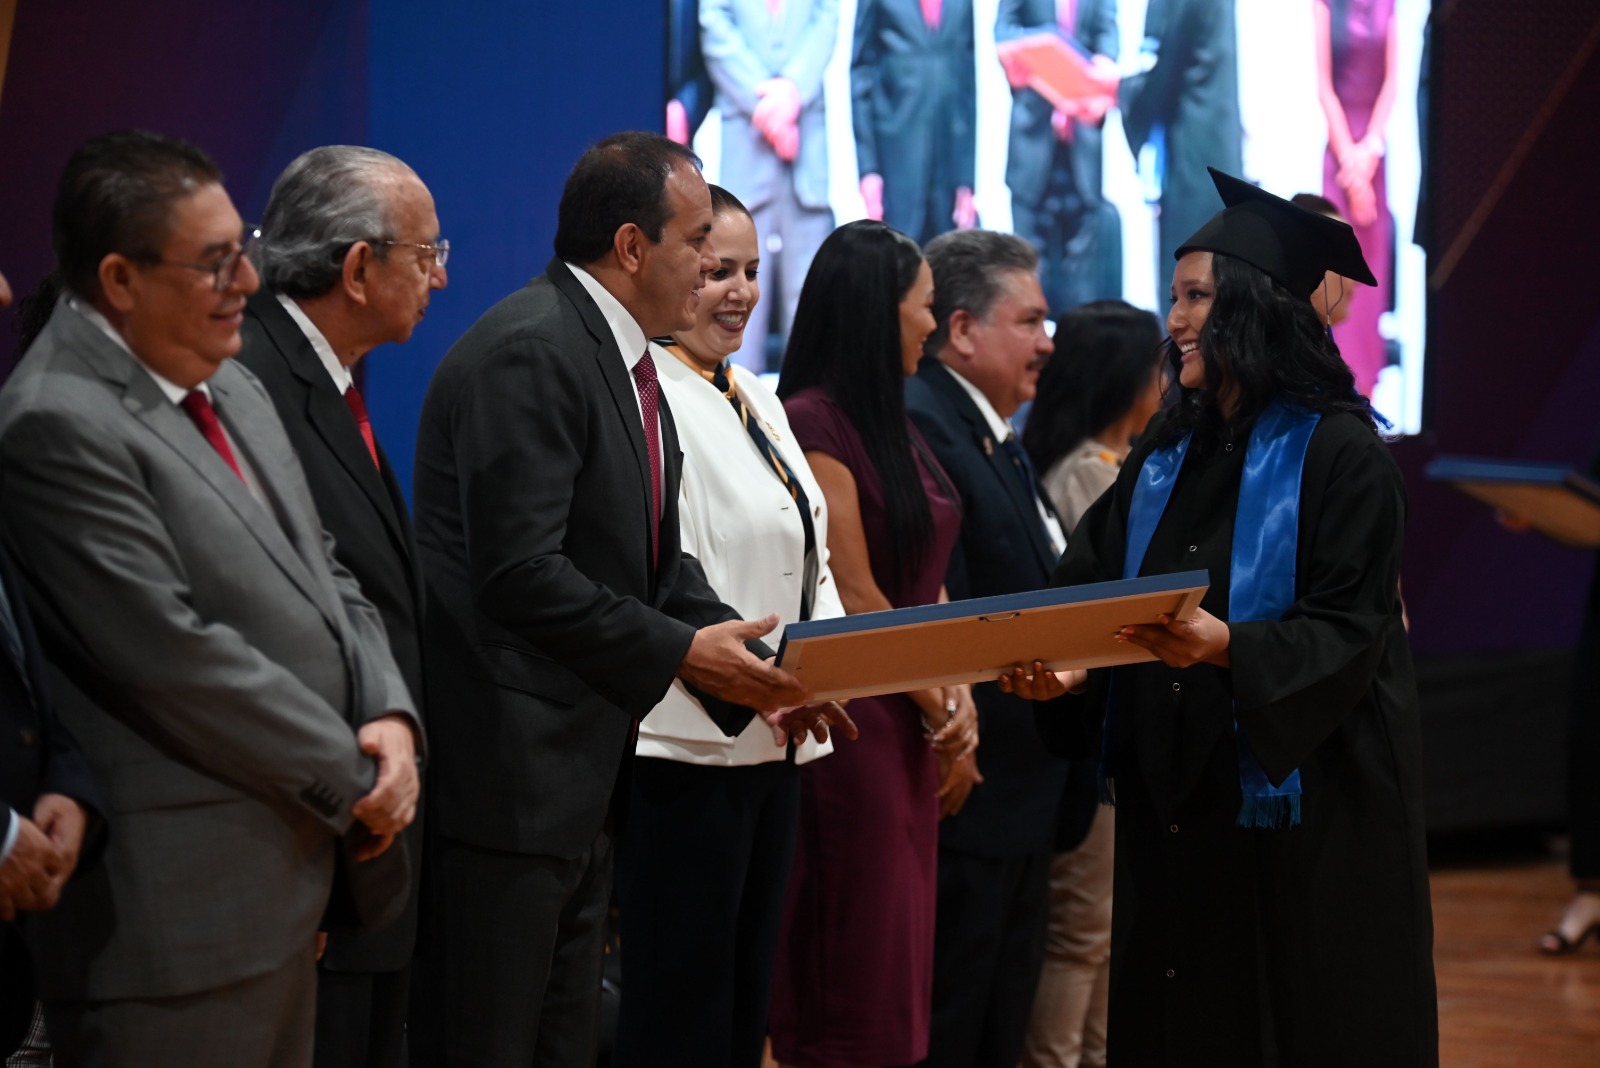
[1433,849,1600,1066]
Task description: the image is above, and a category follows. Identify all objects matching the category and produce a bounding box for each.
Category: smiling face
[113,182,260,387]
[673,207,759,370]
[363,172,447,346]
[1167,250,1216,391]
[898,258,936,376]
[634,160,716,337]
[954,268,1053,419]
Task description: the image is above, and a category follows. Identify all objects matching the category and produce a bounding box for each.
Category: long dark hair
[778,220,931,583]
[1023,300,1164,474]
[1153,252,1376,446]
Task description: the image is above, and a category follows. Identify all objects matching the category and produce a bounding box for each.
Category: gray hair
[922,229,1040,357]
[253,145,413,298]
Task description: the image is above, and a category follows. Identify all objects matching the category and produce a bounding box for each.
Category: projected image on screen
[670,0,1428,434]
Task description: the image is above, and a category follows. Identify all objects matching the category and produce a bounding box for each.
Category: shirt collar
[565,263,649,370]
[276,293,353,393]
[943,361,1015,443]
[67,295,207,406]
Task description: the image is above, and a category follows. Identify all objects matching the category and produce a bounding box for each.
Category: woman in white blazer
[612,186,845,1068]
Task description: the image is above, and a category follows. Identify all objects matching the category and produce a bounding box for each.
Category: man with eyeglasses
[235,145,446,1068]
[0,130,421,1068]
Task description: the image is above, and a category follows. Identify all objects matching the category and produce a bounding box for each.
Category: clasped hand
[350,714,421,860]
[0,793,88,921]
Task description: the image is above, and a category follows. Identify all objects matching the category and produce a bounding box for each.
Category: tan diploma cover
[995,31,1102,111]
[1427,456,1600,549]
[775,570,1209,703]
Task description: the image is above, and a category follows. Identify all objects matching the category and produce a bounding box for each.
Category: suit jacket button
[18,727,37,747]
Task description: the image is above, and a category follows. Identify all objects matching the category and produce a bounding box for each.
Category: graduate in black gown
[1015,170,1438,1067]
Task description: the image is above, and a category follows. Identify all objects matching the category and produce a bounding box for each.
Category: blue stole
[1109,398,1320,829]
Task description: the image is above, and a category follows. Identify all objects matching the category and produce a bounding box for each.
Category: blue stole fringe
[1101,399,1320,829]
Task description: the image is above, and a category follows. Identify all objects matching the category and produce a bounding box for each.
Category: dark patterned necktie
[633,353,664,567]
[343,385,381,470]
[180,390,245,483]
[709,361,819,620]
[1001,433,1042,502]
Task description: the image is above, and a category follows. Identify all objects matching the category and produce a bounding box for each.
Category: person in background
[700,0,839,372]
[904,229,1069,1068]
[1290,192,1363,332]
[852,0,978,245]
[1017,299,1164,1068]
[237,145,447,1068]
[770,220,973,1068]
[613,184,854,1068]
[1021,169,1435,1065]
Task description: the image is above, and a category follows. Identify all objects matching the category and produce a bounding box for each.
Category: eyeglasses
[370,238,450,269]
[147,226,260,292]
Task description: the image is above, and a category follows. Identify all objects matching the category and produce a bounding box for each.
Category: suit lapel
[547,261,658,562]
[247,296,412,565]
[923,361,1058,573]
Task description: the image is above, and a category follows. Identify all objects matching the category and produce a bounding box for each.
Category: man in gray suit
[701,0,839,371]
[0,131,421,1068]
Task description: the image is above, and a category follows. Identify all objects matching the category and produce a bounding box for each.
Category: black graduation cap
[1175,167,1377,299]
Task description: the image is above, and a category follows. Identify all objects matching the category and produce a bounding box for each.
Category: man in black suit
[906,230,1069,1068]
[852,0,978,244]
[1117,0,1242,303]
[236,146,446,1068]
[0,270,103,1064]
[997,0,1122,315]
[411,131,828,1067]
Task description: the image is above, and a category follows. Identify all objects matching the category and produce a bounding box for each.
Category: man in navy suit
[236,145,447,1068]
[905,230,1069,1068]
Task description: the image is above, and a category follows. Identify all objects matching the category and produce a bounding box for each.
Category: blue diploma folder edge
[1425,456,1600,505]
[775,569,1210,666]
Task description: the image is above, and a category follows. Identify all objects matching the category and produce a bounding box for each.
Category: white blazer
[640,344,844,765]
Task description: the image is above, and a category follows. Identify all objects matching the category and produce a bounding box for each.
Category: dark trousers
[426,830,614,1068]
[1571,613,1600,879]
[919,847,1053,1068]
[312,962,410,1068]
[613,757,801,1068]
[1011,174,1121,318]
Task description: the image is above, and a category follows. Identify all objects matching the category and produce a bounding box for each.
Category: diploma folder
[995,32,1102,112]
[1426,456,1600,549]
[775,571,1209,703]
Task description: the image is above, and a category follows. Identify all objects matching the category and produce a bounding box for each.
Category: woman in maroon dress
[770,220,973,1067]
[1315,0,1398,397]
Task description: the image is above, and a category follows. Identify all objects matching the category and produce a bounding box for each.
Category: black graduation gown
[1035,407,1438,1068]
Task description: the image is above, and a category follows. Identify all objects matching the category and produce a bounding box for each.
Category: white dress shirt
[277,293,353,394]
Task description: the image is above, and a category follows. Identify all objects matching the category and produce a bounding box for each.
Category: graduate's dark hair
[1153,252,1376,446]
[1023,300,1165,475]
[778,220,932,583]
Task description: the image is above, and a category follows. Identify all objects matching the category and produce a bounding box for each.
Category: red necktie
[922,0,941,29]
[179,390,244,483]
[632,353,663,568]
[766,0,783,17]
[1058,0,1077,34]
[343,385,381,471]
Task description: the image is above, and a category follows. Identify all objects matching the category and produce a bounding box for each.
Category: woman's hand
[936,744,983,819]
[930,685,978,761]
[1116,608,1230,669]
[997,661,1087,700]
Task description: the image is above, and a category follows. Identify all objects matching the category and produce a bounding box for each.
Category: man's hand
[0,816,65,921]
[1116,609,1230,669]
[350,714,420,860]
[679,615,813,712]
[32,793,87,900]
[753,77,803,152]
[860,174,885,221]
[765,700,859,747]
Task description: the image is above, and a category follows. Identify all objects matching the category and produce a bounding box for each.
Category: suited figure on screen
[852,0,978,245]
[1117,0,1242,303]
[998,0,1122,316]
[701,0,839,372]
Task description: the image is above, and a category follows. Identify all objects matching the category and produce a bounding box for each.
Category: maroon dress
[1322,0,1394,397]
[770,387,963,1067]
